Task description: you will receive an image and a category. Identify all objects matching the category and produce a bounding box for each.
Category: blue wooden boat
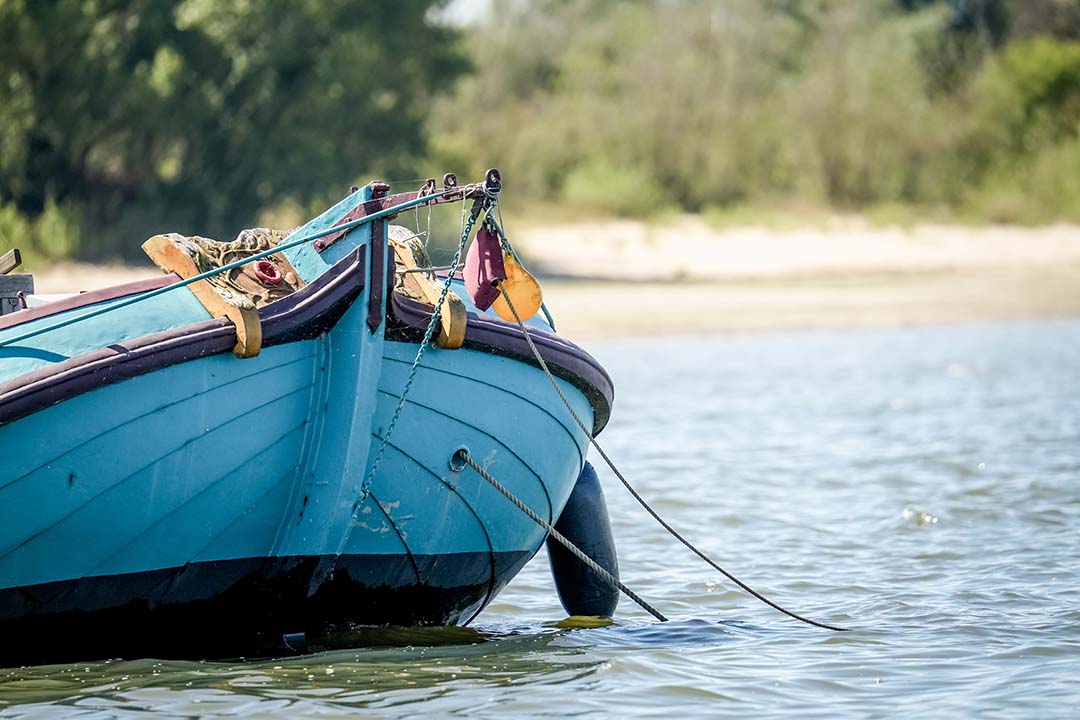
[0,173,614,663]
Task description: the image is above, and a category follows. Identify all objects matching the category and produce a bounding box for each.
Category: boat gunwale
[0,275,181,332]
[387,292,614,435]
[0,248,367,427]
[0,245,614,436]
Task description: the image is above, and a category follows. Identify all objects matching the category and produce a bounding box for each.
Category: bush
[966,135,1080,223]
[561,159,673,218]
[0,197,82,266]
[967,36,1080,156]
[432,3,1080,224]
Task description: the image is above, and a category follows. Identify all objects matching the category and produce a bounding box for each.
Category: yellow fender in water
[546,615,615,629]
[492,252,543,323]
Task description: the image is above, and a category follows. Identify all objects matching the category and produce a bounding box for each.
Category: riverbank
[29,216,1080,341]
[517,215,1080,339]
[539,265,1080,339]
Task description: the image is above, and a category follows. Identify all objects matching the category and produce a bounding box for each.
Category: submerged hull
[0,183,612,663]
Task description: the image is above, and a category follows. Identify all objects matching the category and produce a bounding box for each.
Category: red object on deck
[254,260,283,285]
[463,226,506,311]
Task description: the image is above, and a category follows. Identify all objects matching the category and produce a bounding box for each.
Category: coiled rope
[490,266,850,632]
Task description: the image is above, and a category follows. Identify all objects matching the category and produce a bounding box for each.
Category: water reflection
[2,319,1078,718]
[0,618,773,716]
[0,627,600,715]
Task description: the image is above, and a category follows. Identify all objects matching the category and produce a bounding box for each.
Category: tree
[0,0,466,260]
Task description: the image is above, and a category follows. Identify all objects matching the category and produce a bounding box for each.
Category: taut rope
[454,449,667,622]
[491,269,851,632]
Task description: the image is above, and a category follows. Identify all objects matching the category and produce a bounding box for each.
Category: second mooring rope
[455,449,667,622]
[494,280,851,632]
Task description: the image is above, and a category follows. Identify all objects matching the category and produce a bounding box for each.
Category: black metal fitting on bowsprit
[442,172,458,190]
[468,168,502,221]
[484,168,501,197]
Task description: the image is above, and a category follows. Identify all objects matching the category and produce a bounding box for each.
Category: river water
[2,318,1078,718]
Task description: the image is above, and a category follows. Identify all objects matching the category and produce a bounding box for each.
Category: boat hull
[0,339,595,662]
[0,550,529,664]
[0,186,612,664]
[0,331,598,662]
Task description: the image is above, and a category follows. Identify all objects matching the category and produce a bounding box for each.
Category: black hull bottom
[0,550,531,666]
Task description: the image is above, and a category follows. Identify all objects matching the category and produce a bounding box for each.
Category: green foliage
[431,0,1080,224]
[956,35,1080,221]
[0,0,466,261]
[970,36,1080,151]
[966,135,1080,224]
[561,160,672,218]
[0,197,82,265]
[5,0,1080,266]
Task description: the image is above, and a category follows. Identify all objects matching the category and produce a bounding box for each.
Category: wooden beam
[0,249,21,276]
[388,228,466,349]
[142,234,262,358]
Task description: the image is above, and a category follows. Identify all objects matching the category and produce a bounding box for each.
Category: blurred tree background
[2,0,1080,264]
[438,0,1080,222]
[0,0,465,262]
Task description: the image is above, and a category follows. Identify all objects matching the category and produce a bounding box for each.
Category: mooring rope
[455,449,668,622]
[492,276,851,632]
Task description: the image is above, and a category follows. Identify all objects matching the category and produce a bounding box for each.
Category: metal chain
[355,174,501,520]
[359,209,481,501]
[456,449,667,622]
[493,279,851,632]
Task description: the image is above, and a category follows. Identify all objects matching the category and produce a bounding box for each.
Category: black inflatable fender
[546,461,620,617]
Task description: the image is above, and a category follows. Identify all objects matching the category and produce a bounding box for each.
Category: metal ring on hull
[374,386,557,525]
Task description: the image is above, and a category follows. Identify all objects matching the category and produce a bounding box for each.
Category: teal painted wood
[280,185,374,284]
[0,184,603,637]
[271,295,385,562]
[0,288,211,382]
[0,343,318,589]
[0,320,595,593]
[340,340,593,560]
[0,183,373,383]
[0,207,383,591]
[0,345,311,482]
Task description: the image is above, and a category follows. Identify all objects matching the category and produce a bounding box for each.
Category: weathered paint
[0,186,603,663]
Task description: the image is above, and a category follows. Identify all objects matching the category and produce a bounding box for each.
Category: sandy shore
[515,216,1080,339]
[26,216,1080,340]
[513,215,1080,281]
[539,266,1080,340]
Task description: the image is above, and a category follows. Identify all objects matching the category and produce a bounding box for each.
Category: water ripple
[3,319,1079,718]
